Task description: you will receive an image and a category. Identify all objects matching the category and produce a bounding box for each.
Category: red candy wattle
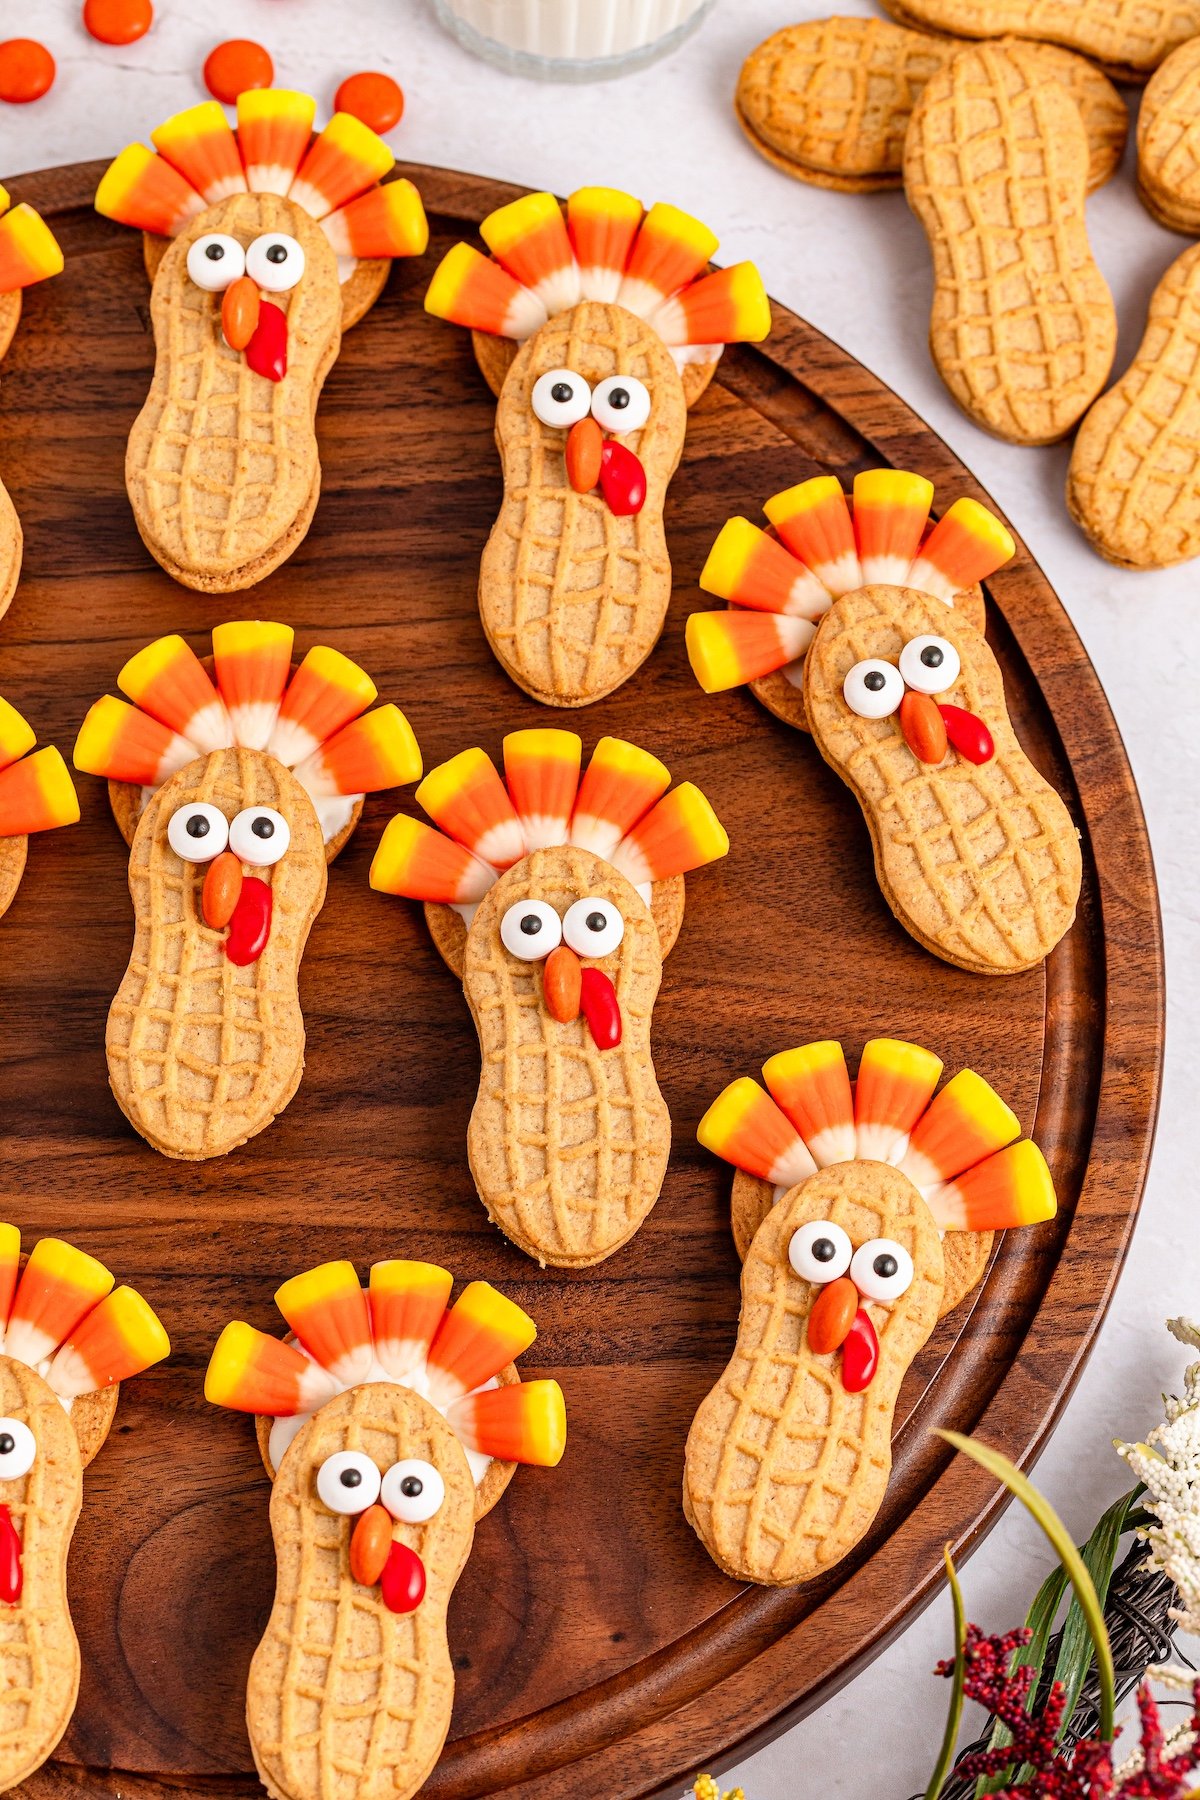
[939,703,994,766]
[380,1539,426,1613]
[225,876,272,966]
[245,302,288,383]
[0,1504,21,1604]
[579,966,622,1050]
[599,440,646,517]
[840,1309,879,1394]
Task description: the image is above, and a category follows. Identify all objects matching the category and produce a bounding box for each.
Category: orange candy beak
[566,416,604,494]
[349,1503,393,1587]
[807,1275,859,1355]
[899,690,948,765]
[543,943,582,1022]
[222,274,261,351]
[202,849,242,930]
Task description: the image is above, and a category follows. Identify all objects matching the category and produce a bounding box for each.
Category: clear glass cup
[430,0,719,82]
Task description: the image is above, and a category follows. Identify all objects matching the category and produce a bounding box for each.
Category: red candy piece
[0,1505,21,1604]
[380,1540,425,1614]
[334,70,404,134]
[939,703,995,766]
[83,0,153,46]
[579,966,622,1050]
[245,301,288,383]
[203,38,273,104]
[225,876,272,965]
[0,39,55,104]
[599,440,646,517]
[841,1308,879,1394]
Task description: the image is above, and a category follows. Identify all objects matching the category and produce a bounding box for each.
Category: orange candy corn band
[151,102,247,205]
[205,1321,338,1415]
[425,1282,538,1406]
[0,1226,169,1393]
[48,1286,171,1398]
[686,471,1016,693]
[698,1039,1058,1236]
[448,1381,567,1467]
[425,185,769,350]
[0,201,65,293]
[0,744,79,838]
[369,1261,454,1379]
[275,1261,372,1386]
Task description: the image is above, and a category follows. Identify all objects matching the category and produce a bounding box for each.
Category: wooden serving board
[0,160,1162,1800]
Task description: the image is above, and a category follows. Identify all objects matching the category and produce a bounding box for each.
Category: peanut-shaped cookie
[904,43,1116,445]
[0,196,64,618]
[95,93,427,592]
[371,730,729,1266]
[878,0,1200,82]
[0,1226,168,1792]
[0,695,78,923]
[205,1257,566,1800]
[73,622,422,1158]
[424,187,771,705]
[1137,36,1200,233]
[685,1039,1056,1584]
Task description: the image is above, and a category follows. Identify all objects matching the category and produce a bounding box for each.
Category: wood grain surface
[0,158,1162,1799]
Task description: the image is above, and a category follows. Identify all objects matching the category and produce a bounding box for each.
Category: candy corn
[0,203,64,291]
[906,498,1016,605]
[568,186,644,303]
[320,178,428,261]
[0,698,35,774]
[94,144,207,236]
[610,783,729,885]
[369,814,496,904]
[700,518,832,619]
[503,729,581,851]
[267,646,376,768]
[697,1077,818,1187]
[651,263,771,348]
[275,1261,373,1387]
[925,1140,1057,1233]
[618,201,718,321]
[763,477,862,596]
[448,1379,567,1467]
[425,1282,538,1408]
[425,241,549,340]
[5,1238,114,1368]
[685,608,816,693]
[0,748,80,836]
[569,737,670,860]
[288,113,394,221]
[291,706,422,797]
[898,1068,1020,1192]
[151,102,247,205]
[236,89,316,196]
[0,1225,20,1333]
[118,635,233,754]
[853,470,934,585]
[211,622,293,750]
[204,1321,339,1415]
[74,695,198,787]
[763,1041,856,1167]
[853,1038,943,1163]
[417,749,525,870]
[47,1286,170,1397]
[481,192,581,318]
[368,1261,453,1381]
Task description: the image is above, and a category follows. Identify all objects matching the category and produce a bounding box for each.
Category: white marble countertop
[7,0,1200,1792]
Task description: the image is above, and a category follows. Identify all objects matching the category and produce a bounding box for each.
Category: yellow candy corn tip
[944,497,1017,564]
[862,1038,943,1085]
[368,812,423,891]
[570,185,643,222]
[0,186,8,218]
[322,111,394,169]
[455,1281,536,1345]
[72,697,125,776]
[481,191,561,253]
[416,747,495,815]
[274,1260,362,1315]
[370,1259,453,1295]
[669,784,730,861]
[726,264,772,343]
[764,475,844,525]
[0,697,36,766]
[151,101,228,148]
[28,1237,113,1296]
[103,1286,171,1363]
[424,243,484,319]
[504,727,582,764]
[383,180,430,257]
[641,201,718,262]
[298,644,377,706]
[212,620,294,659]
[0,206,65,283]
[117,634,192,695]
[238,88,317,122]
[590,737,670,789]
[94,145,154,218]
[941,1068,1020,1141]
[361,705,423,785]
[853,469,934,511]
[0,1224,19,1258]
[1008,1142,1058,1223]
[530,1380,568,1465]
[699,518,761,599]
[764,1041,844,1084]
[32,748,81,828]
[697,1078,762,1155]
[203,1321,259,1405]
[685,612,744,695]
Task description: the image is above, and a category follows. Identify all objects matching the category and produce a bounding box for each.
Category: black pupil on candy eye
[266,244,288,264]
[864,671,887,692]
[551,382,574,403]
[608,388,630,410]
[812,1238,838,1264]
[0,1435,13,1456]
[519,914,543,936]
[204,243,224,261]
[920,646,944,669]
[186,815,210,838]
[401,1475,423,1497]
[873,1253,899,1279]
[251,816,274,839]
[339,1468,363,1489]
[586,912,606,933]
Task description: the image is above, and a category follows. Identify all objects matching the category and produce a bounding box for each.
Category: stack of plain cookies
[736,1,1200,570]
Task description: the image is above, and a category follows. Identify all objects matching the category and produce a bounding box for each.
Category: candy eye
[899,634,961,695]
[850,1238,914,1302]
[843,659,904,719]
[500,899,563,961]
[316,1450,381,1515]
[186,233,246,292]
[788,1219,853,1283]
[0,1420,35,1481]
[591,375,651,433]
[229,806,290,867]
[245,232,306,292]
[531,368,592,429]
[167,802,230,863]
[381,1458,445,1523]
[562,896,625,958]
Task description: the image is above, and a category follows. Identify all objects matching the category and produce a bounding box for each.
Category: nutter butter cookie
[0,191,64,620]
[877,0,1200,83]
[0,696,79,924]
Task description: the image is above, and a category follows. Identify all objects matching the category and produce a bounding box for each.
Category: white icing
[782,658,807,691]
[451,900,480,930]
[311,792,360,845]
[335,254,359,286]
[671,342,724,370]
[268,1349,497,1486]
[635,880,653,908]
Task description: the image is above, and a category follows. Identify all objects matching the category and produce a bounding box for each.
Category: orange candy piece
[203,38,273,105]
[83,0,153,46]
[543,945,581,1024]
[334,71,404,135]
[0,39,55,104]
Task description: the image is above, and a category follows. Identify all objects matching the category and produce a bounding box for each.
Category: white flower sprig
[1115,1317,1200,1637]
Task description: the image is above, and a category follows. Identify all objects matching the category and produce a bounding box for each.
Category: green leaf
[924,1546,968,1800]
[1048,1488,1138,1734]
[937,1433,1116,1741]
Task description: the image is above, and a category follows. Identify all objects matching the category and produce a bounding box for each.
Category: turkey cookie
[683,1040,1056,1585]
[1138,38,1200,233]
[204,1257,565,1800]
[370,730,729,1267]
[424,187,771,706]
[904,43,1116,445]
[1068,244,1200,570]
[0,1224,169,1792]
[877,0,1200,82]
[73,623,422,1160]
[0,193,64,620]
[0,697,79,923]
[686,466,1015,733]
[736,19,1125,195]
[95,93,428,592]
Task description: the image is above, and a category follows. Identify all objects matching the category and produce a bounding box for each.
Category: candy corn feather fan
[73,623,422,852]
[686,470,1016,700]
[700,1035,1057,1241]
[205,1258,566,1508]
[95,92,428,290]
[0,696,79,922]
